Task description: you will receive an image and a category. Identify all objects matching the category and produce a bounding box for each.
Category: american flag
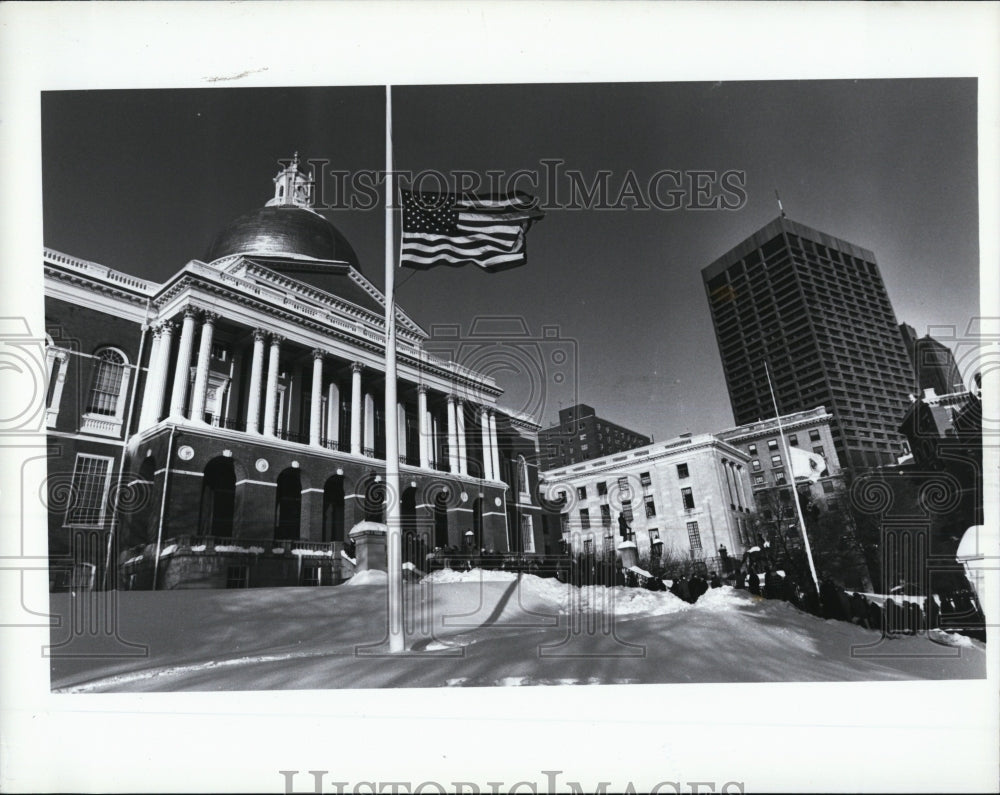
[399,190,544,272]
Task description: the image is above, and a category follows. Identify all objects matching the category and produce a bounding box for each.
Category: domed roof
[205,205,361,271]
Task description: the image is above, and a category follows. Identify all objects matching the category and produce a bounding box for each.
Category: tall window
[597,480,608,497]
[65,454,113,527]
[86,347,127,416]
[767,439,779,452]
[771,454,782,467]
[747,443,757,455]
[809,429,821,442]
[788,434,799,447]
[681,487,695,510]
[517,456,530,497]
[676,463,689,479]
[621,499,633,522]
[600,504,611,527]
[577,485,587,501]
[579,508,591,529]
[520,515,535,553]
[617,476,630,497]
[644,494,656,517]
[640,471,652,487]
[687,520,703,556]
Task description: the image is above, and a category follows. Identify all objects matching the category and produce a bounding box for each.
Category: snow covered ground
[48,572,986,692]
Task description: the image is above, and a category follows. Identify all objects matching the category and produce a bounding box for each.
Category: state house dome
[205,154,361,271]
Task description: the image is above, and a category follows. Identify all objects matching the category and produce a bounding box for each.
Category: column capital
[417,383,429,394]
[268,333,285,346]
[311,348,325,361]
[182,305,199,320]
[446,393,456,405]
[201,310,220,325]
[159,320,176,335]
[351,361,364,374]
[252,328,268,343]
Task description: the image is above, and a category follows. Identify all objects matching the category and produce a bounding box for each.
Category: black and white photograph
[1,2,998,793]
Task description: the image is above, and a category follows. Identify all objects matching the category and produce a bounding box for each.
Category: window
[302,566,321,586]
[560,513,570,532]
[809,429,821,442]
[227,565,249,589]
[617,476,630,497]
[747,443,757,455]
[681,487,695,510]
[648,528,660,543]
[644,494,656,517]
[753,473,765,486]
[676,463,689,479]
[813,446,825,459]
[65,454,113,527]
[822,479,836,494]
[687,521,703,555]
[580,444,589,452]
[774,469,787,485]
[86,347,128,416]
[597,481,608,497]
[579,433,587,441]
[640,471,652,487]
[751,459,761,471]
[600,504,611,527]
[577,486,587,501]
[771,454,782,467]
[788,434,799,447]
[621,499,633,522]
[767,439,779,451]
[583,539,593,555]
[210,342,229,362]
[579,508,591,529]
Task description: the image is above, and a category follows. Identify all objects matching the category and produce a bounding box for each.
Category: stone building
[44,157,555,590]
[540,433,754,565]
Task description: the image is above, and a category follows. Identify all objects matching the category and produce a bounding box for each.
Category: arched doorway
[433,490,449,549]
[275,468,302,540]
[361,472,384,522]
[323,475,345,542]
[201,457,236,538]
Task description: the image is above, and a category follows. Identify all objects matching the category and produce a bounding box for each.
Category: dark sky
[41,80,979,440]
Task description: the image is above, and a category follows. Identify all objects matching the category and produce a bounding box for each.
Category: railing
[363,447,376,458]
[399,454,420,467]
[218,416,245,431]
[320,437,347,452]
[276,429,310,445]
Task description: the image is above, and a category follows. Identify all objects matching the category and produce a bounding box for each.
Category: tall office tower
[702,216,913,470]
[899,322,966,397]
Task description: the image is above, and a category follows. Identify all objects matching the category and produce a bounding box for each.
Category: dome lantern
[266,152,315,209]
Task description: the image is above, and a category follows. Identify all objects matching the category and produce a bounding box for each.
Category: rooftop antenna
[775,188,787,219]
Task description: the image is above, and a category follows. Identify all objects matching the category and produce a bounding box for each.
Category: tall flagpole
[764,361,820,592]
[385,85,404,652]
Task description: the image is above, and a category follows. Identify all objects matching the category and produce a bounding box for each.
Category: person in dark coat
[764,568,783,600]
[709,571,722,589]
[819,576,844,620]
[748,569,761,596]
[884,597,903,635]
[867,599,885,634]
[850,592,871,629]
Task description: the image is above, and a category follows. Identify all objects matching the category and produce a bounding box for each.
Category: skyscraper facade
[702,216,913,470]
[898,322,965,397]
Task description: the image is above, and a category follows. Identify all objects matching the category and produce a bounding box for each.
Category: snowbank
[424,568,519,584]
[347,569,387,586]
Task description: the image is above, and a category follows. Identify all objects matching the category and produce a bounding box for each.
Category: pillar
[480,407,493,480]
[489,410,500,482]
[456,399,468,476]
[350,362,363,455]
[137,325,162,430]
[363,392,376,454]
[245,328,266,433]
[262,334,282,437]
[310,349,324,446]
[397,401,407,462]
[417,385,430,469]
[189,311,217,423]
[168,306,198,418]
[446,395,459,474]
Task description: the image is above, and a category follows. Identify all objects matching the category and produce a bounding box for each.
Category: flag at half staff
[790,446,827,484]
[399,190,544,273]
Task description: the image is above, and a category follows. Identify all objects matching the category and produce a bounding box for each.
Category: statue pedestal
[617,541,638,570]
[349,521,387,572]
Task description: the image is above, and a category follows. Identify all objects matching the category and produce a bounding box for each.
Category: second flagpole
[385,84,404,653]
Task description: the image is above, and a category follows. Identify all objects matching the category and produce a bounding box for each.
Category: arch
[516,455,530,496]
[433,489,449,548]
[200,456,236,538]
[471,497,482,550]
[275,467,302,540]
[359,471,384,522]
[323,474,345,542]
[86,346,129,417]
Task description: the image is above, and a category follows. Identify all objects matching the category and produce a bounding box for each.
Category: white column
[363,392,376,453]
[489,410,500,482]
[350,362,363,455]
[326,381,340,449]
[479,407,493,481]
[262,334,282,437]
[417,385,430,469]
[456,399,468,476]
[168,307,198,418]
[138,326,162,430]
[245,329,266,433]
[310,349,324,446]
[721,458,735,507]
[189,311,217,423]
[446,396,459,473]
[148,322,174,425]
